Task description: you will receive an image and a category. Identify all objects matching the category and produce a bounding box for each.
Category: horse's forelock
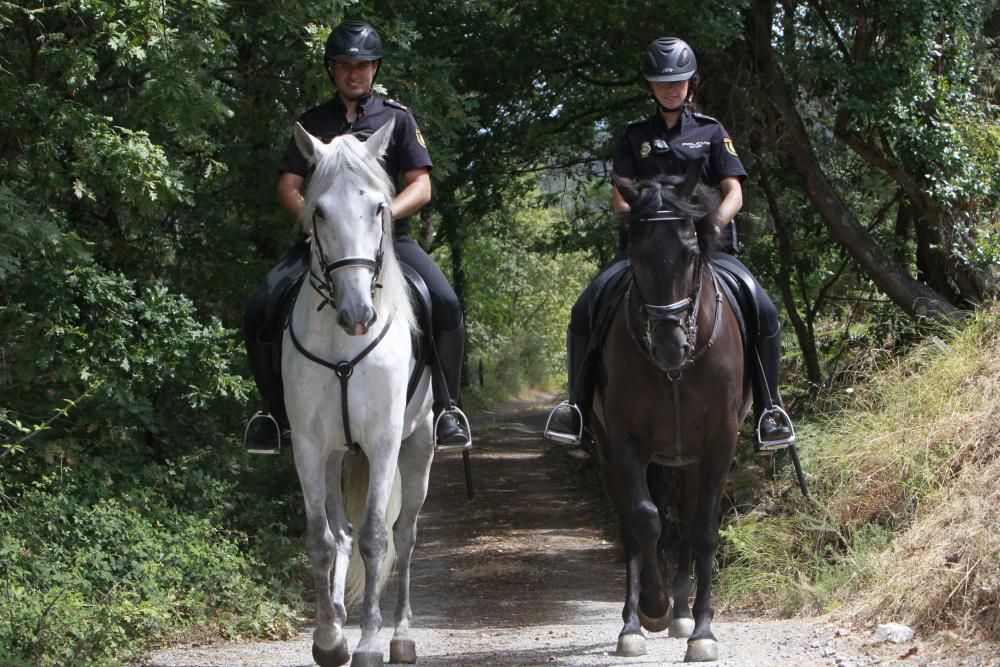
[302,134,396,226]
[628,176,722,254]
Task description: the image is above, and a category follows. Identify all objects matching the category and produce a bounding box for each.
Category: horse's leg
[324,451,352,665]
[389,420,434,664]
[604,439,669,656]
[294,444,351,667]
[669,468,696,639]
[352,446,400,667]
[684,456,729,662]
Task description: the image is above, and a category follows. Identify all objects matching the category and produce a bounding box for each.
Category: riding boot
[432,324,472,449]
[243,300,289,455]
[752,329,795,452]
[544,330,591,444]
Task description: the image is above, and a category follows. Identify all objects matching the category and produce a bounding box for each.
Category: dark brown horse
[591,168,751,662]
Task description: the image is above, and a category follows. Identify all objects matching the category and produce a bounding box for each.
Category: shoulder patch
[691,112,721,124]
[383,98,410,112]
[723,137,739,157]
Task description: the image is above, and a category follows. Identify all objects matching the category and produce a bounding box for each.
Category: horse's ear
[365,117,396,160]
[611,172,638,206]
[293,123,323,165]
[680,158,704,197]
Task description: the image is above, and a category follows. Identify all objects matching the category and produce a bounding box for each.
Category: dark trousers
[243,235,465,425]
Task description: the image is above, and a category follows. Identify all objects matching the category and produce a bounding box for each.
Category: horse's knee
[629,500,661,543]
[358,520,388,562]
[306,528,337,567]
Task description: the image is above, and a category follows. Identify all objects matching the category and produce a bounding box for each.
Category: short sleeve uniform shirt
[279,94,432,236]
[612,108,746,186]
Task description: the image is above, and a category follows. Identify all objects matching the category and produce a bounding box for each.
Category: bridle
[307,207,386,313]
[625,209,723,375]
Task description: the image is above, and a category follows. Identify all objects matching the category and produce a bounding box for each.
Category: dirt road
[144,397,990,667]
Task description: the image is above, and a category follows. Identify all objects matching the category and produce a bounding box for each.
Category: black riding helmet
[325,21,384,61]
[641,37,697,83]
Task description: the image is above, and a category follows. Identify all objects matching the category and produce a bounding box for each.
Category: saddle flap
[401,261,433,403]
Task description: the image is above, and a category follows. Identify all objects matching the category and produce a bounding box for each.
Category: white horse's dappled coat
[282,119,435,667]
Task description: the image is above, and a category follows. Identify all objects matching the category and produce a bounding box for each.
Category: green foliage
[0,456,295,666]
[454,185,594,405]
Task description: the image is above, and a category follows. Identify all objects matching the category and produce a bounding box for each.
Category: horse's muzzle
[338,306,378,336]
[650,338,691,371]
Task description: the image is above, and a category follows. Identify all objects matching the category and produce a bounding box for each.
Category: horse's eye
[314,209,325,220]
[376,203,385,217]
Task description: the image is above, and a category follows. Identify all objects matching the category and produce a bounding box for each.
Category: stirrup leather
[543,401,583,445]
[434,406,473,452]
[244,411,281,455]
[756,405,796,450]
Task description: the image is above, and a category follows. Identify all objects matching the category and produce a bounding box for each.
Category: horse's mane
[302,134,415,332]
[626,174,723,255]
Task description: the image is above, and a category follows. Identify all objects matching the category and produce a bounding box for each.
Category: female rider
[543,37,795,452]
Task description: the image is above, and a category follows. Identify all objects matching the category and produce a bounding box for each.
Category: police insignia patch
[724,137,738,157]
[415,129,426,148]
[640,141,651,159]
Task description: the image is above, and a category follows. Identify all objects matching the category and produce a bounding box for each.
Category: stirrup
[434,406,473,452]
[244,411,281,455]
[543,401,584,445]
[756,405,796,451]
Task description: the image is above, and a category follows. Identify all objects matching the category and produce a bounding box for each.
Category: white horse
[282,119,435,667]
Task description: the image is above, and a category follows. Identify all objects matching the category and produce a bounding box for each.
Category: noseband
[308,210,386,313]
[626,209,722,372]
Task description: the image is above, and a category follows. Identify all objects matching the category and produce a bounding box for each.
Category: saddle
[588,256,754,359]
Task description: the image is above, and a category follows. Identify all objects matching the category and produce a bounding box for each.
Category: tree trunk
[744,0,962,324]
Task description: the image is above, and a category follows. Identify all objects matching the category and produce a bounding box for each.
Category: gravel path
[143,397,996,667]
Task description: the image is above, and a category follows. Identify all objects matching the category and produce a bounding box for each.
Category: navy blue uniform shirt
[279,94,433,237]
[613,107,747,250]
[612,108,746,185]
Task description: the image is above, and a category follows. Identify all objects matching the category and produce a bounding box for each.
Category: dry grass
[720,304,1000,639]
[825,308,1000,637]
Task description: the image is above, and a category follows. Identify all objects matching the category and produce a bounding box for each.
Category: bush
[0,458,296,667]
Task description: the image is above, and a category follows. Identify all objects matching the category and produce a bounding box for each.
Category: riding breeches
[243,235,466,426]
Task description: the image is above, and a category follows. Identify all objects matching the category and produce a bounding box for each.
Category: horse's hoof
[389,638,417,664]
[639,608,671,633]
[684,638,719,662]
[669,616,695,638]
[350,650,384,667]
[616,632,647,657]
[313,640,350,667]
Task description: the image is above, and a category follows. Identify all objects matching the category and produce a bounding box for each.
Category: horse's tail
[343,453,402,608]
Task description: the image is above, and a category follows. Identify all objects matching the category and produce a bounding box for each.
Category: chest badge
[724,137,738,157]
[640,141,651,159]
[415,129,427,148]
